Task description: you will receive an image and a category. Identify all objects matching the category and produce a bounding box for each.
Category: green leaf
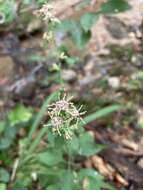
[0,138,11,150]
[66,57,79,66]
[0,183,6,190]
[60,170,75,190]
[38,150,63,166]
[79,169,105,190]
[56,20,91,48]
[78,132,104,156]
[56,20,76,33]
[0,126,16,150]
[81,105,123,127]
[0,168,10,183]
[8,104,32,126]
[71,29,91,49]
[39,172,60,188]
[66,135,79,154]
[101,0,131,14]
[80,13,99,32]
[79,169,116,190]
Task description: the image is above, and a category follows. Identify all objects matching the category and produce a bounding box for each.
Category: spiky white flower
[47,93,85,139]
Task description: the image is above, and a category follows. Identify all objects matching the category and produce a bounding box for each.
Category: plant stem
[29,124,51,154]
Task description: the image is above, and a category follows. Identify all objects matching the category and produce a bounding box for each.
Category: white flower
[47,93,85,139]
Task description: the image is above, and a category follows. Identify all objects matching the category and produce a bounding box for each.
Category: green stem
[28,124,51,155]
[66,142,71,171]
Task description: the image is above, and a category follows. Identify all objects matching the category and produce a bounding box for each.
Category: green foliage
[78,169,115,190]
[0,123,16,150]
[0,183,6,190]
[0,168,10,183]
[37,150,63,166]
[0,91,122,189]
[8,89,122,189]
[80,13,99,32]
[0,0,15,23]
[8,104,33,126]
[78,132,104,156]
[56,20,92,49]
[0,104,33,151]
[0,1,129,189]
[23,0,46,5]
[12,183,27,190]
[55,0,130,49]
[101,0,131,14]
[127,71,143,91]
[81,104,123,126]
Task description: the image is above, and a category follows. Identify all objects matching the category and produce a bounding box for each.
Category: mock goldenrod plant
[9,2,123,190]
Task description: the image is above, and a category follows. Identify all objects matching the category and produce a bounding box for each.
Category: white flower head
[47,93,85,139]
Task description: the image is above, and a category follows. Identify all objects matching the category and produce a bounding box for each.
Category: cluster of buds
[35,3,60,24]
[46,93,85,139]
[35,3,60,43]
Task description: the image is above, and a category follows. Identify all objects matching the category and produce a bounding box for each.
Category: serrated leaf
[80,13,99,32]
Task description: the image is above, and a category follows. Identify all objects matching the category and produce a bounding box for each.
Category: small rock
[62,69,77,82]
[105,16,128,39]
[78,75,96,86]
[108,77,120,89]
